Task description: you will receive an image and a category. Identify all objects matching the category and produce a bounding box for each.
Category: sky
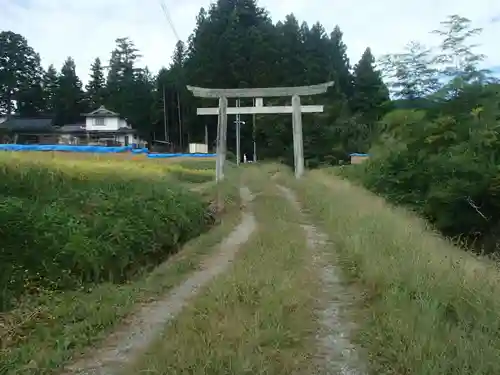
[1,0,500,84]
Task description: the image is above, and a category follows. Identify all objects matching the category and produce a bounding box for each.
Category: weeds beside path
[1,180,241,375]
[286,168,500,375]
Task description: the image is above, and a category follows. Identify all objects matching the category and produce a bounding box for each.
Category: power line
[158,0,180,42]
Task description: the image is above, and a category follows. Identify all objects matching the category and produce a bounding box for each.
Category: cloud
[1,0,499,84]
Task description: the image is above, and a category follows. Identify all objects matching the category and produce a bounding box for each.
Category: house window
[94,117,105,126]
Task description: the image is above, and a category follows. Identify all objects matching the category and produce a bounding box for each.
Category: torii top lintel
[186,81,334,99]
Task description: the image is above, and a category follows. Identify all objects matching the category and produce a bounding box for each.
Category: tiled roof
[0,118,54,131]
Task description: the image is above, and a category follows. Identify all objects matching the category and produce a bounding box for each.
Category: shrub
[342,91,500,252]
[0,157,210,310]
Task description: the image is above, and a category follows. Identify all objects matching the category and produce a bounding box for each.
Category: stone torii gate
[186,81,334,180]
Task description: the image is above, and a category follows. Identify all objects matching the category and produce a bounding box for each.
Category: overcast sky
[1,0,499,84]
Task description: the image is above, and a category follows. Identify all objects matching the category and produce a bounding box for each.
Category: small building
[0,117,58,144]
[350,153,369,164]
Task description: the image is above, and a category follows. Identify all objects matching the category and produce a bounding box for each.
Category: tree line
[0,0,388,159]
[2,0,500,249]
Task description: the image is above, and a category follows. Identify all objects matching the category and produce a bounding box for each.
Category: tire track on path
[276,183,366,375]
[63,186,257,375]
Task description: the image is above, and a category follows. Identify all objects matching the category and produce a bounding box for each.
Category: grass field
[281,168,500,375]
[0,151,240,374]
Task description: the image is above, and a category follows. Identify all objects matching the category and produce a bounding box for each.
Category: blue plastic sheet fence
[0,144,133,153]
[0,144,216,158]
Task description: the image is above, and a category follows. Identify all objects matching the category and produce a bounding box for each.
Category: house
[0,117,57,144]
[56,106,143,146]
[74,106,143,146]
[0,107,144,147]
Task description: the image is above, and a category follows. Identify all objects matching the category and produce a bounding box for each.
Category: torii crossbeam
[187,81,334,181]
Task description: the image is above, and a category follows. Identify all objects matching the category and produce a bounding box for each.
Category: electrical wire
[158,0,181,42]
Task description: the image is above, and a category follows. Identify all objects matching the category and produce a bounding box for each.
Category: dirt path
[63,186,256,375]
[276,184,366,375]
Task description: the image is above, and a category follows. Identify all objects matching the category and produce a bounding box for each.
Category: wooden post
[292,94,304,179]
[217,96,228,181]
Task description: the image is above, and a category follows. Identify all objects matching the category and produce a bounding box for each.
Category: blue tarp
[147,153,216,158]
[0,144,133,153]
[131,148,149,154]
[0,144,217,157]
[349,153,369,157]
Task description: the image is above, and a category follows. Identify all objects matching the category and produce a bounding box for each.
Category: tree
[328,26,353,100]
[380,41,440,100]
[105,37,154,140]
[432,15,491,95]
[106,37,142,116]
[54,57,85,125]
[86,58,106,110]
[0,31,44,115]
[43,65,59,114]
[352,48,390,120]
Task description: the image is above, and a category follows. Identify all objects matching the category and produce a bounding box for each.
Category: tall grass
[283,169,500,375]
[0,153,211,310]
[0,161,240,375]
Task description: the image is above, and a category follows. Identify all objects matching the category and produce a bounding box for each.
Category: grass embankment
[284,168,500,375]
[0,153,238,374]
[122,167,318,375]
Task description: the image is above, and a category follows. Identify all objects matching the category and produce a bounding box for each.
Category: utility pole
[177,91,182,151]
[252,98,257,162]
[205,124,208,149]
[236,98,241,165]
[162,85,168,142]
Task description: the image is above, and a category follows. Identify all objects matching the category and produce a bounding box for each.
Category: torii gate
[186,81,334,180]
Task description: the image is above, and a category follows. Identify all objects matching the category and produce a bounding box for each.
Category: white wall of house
[0,116,7,124]
[85,116,121,131]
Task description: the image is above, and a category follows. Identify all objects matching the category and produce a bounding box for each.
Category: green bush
[0,160,210,310]
[341,88,500,251]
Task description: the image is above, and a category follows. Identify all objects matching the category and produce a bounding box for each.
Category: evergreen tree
[43,65,59,114]
[54,57,85,125]
[328,26,353,99]
[106,37,142,116]
[86,57,106,109]
[352,47,389,119]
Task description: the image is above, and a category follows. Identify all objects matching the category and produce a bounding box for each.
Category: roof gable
[84,105,119,117]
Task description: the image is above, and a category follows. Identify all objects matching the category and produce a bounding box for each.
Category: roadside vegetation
[122,167,319,375]
[284,169,500,375]
[0,153,239,375]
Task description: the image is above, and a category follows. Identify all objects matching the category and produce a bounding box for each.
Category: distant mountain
[489,66,500,77]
